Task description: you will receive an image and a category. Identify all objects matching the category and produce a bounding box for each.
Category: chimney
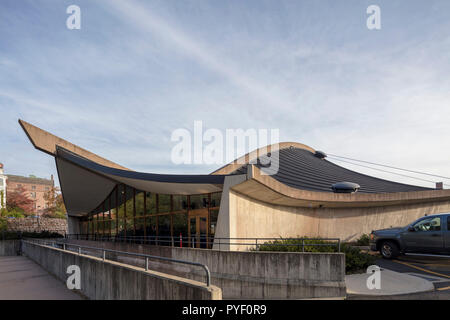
[436,182,443,190]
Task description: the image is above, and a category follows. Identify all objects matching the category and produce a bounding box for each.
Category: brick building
[6,174,54,215]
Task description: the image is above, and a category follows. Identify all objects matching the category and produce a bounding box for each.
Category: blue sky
[1,0,450,188]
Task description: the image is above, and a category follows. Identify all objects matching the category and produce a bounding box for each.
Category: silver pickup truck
[370,213,450,259]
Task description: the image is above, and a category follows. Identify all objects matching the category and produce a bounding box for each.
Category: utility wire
[329,157,450,187]
[328,154,450,181]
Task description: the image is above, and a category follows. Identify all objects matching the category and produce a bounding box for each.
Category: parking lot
[375,254,450,298]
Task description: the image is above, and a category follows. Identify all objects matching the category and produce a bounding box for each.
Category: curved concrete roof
[19,119,447,213]
[212,141,431,193]
[19,119,130,170]
[232,165,450,208]
[20,119,227,216]
[211,142,315,175]
[55,147,226,216]
[228,146,430,193]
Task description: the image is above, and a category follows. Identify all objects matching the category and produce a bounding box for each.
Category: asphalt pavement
[347,253,450,299]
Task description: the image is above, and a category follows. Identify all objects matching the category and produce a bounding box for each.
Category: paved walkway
[0,256,84,300]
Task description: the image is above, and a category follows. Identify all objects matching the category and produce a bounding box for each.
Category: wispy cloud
[104,0,302,120]
[1,0,450,188]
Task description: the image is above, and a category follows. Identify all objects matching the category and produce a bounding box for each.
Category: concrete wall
[7,217,67,235]
[0,240,21,256]
[213,174,247,250]
[22,241,221,300]
[228,191,450,243]
[65,240,346,299]
[67,216,80,234]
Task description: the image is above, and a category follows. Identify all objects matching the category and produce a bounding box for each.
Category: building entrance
[188,209,208,248]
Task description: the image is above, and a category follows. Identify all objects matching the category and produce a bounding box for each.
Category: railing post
[63,243,66,251]
[203,265,211,287]
[102,250,106,261]
[78,247,81,255]
[145,257,149,271]
[302,239,304,252]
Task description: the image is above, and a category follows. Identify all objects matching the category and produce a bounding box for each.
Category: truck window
[412,217,441,232]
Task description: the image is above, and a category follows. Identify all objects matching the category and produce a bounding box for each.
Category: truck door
[402,216,444,253]
[445,216,450,253]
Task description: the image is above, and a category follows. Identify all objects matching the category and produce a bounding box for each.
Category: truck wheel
[380,241,399,259]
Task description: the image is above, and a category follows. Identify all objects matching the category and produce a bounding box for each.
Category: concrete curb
[346,287,442,300]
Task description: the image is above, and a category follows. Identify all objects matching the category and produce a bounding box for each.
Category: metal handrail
[22,238,211,286]
[65,234,341,252]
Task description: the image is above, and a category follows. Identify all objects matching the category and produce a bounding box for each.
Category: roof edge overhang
[230,165,450,208]
[18,119,230,217]
[19,119,130,171]
[55,147,227,217]
[57,146,227,186]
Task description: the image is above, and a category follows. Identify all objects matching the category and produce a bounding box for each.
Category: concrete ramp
[21,241,221,300]
[0,256,84,300]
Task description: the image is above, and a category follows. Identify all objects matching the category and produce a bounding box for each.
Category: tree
[43,186,66,219]
[6,185,34,215]
[0,190,4,208]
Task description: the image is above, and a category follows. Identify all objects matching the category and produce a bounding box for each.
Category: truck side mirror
[408,226,415,232]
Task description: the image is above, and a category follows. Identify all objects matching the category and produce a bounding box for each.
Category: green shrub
[5,210,26,218]
[256,237,376,274]
[355,234,370,246]
[256,237,337,253]
[1,207,26,218]
[50,211,67,219]
[0,217,6,232]
[341,244,376,273]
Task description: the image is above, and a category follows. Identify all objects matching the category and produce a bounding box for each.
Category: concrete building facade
[18,119,450,249]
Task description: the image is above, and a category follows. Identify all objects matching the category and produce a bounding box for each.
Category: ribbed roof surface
[232,147,431,193]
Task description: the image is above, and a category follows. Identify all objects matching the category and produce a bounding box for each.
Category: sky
[0,0,450,189]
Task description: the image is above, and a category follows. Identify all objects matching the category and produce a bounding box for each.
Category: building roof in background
[6,174,54,186]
